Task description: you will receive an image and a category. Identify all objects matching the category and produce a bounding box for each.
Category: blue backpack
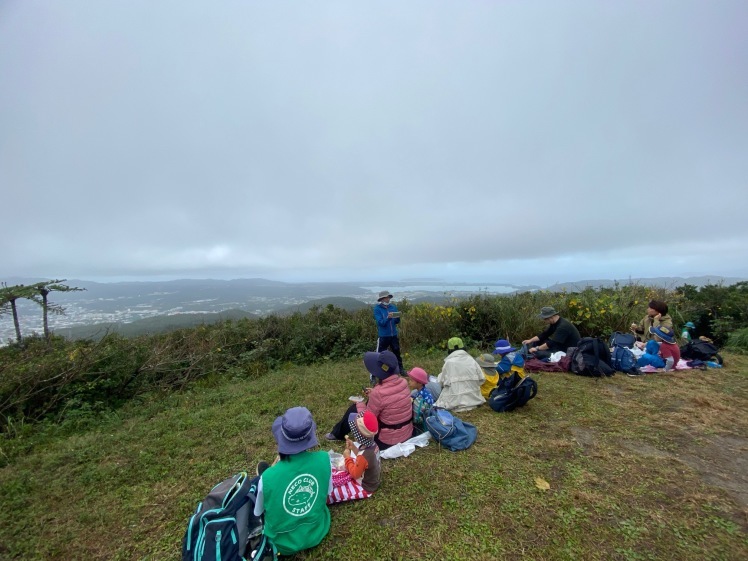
[425,408,478,451]
[182,472,257,561]
[487,373,537,413]
[610,345,637,374]
[609,331,636,348]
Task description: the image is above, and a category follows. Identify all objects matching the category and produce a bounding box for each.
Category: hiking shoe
[325,432,342,441]
[256,461,270,476]
[627,370,646,377]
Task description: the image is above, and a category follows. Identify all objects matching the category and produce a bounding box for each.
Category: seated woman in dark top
[522,306,581,360]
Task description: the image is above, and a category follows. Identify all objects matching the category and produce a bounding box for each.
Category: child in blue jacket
[636,339,666,368]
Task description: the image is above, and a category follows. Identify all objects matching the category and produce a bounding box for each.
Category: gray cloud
[1,1,747,283]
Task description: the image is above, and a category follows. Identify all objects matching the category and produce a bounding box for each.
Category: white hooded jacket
[435,349,486,412]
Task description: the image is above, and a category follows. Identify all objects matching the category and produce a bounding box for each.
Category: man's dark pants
[377,335,404,372]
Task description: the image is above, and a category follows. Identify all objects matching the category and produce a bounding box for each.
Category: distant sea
[362,284,517,294]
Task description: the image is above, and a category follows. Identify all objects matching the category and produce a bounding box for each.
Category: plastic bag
[380,442,416,459]
[408,431,432,448]
[379,432,431,459]
[328,449,345,469]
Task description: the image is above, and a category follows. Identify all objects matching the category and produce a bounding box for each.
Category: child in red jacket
[328,411,381,504]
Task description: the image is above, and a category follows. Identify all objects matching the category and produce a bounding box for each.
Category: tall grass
[725,327,748,354]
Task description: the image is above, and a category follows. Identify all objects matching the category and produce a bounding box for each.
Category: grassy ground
[1,354,747,561]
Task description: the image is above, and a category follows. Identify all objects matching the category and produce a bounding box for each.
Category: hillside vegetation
[274,296,371,316]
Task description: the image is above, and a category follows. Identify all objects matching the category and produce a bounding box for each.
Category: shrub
[561,284,675,338]
[675,282,748,344]
[725,327,748,354]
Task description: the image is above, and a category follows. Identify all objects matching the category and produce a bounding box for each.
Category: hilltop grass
[1,355,747,560]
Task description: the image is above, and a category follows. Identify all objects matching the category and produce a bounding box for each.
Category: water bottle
[664,357,675,371]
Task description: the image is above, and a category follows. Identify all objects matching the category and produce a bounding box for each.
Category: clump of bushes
[676,282,748,343]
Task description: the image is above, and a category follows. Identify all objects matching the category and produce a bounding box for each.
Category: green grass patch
[1,355,747,560]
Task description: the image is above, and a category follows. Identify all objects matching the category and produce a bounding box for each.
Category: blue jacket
[637,339,665,368]
[373,302,400,337]
[496,352,525,375]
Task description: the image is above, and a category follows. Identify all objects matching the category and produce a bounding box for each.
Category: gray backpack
[182,472,256,561]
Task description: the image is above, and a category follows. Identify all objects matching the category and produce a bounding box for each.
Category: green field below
[1,354,747,560]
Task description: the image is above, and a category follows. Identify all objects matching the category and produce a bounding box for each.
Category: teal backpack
[182,472,257,561]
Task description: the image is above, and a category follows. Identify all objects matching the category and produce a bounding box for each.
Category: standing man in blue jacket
[373,290,403,374]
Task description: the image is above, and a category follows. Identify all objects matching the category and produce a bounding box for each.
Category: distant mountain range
[543,276,747,292]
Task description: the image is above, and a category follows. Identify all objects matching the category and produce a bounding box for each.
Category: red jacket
[357,375,413,445]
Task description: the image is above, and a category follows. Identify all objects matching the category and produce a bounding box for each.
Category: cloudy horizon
[2,1,747,287]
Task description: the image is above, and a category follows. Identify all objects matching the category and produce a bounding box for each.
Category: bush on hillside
[725,327,748,354]
[676,282,748,344]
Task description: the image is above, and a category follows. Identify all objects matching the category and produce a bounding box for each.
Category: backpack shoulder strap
[515,377,537,405]
[252,534,278,561]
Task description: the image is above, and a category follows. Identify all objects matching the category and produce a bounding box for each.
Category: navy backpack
[610,345,638,374]
[608,331,638,374]
[609,331,636,348]
[487,373,537,413]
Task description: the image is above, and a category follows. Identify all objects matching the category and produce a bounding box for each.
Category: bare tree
[28,280,85,340]
[0,283,36,344]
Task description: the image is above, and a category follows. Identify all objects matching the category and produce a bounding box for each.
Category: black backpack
[680,340,723,365]
[568,337,615,377]
[487,373,537,412]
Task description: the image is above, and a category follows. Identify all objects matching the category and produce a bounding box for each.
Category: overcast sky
[1,1,747,287]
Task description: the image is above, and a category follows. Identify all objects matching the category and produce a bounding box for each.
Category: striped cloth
[327,469,372,504]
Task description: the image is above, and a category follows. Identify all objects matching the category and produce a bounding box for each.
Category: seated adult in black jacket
[522,306,581,360]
